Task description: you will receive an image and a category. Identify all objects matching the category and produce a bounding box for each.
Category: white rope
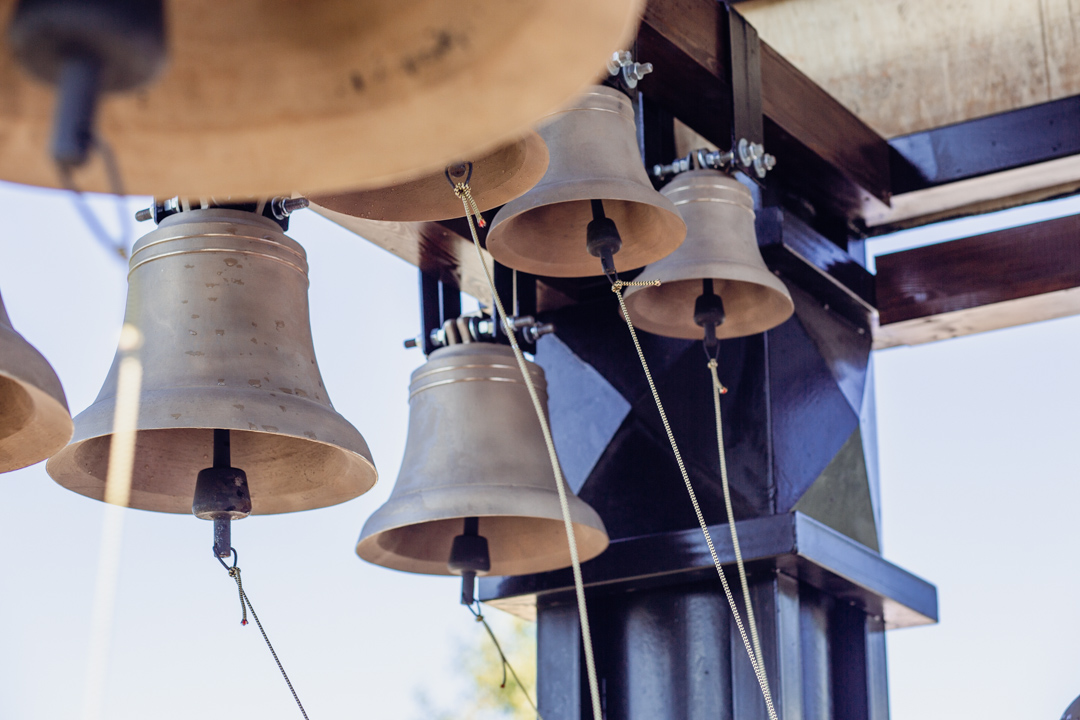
[709,359,772,709]
[455,184,603,720]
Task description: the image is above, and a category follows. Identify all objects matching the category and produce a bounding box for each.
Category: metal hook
[445,161,474,188]
[216,546,238,570]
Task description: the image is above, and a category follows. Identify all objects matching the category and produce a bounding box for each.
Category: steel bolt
[524,322,556,343]
[607,50,633,75]
[623,61,653,87]
[271,196,310,220]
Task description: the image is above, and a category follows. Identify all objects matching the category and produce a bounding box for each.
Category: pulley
[622,169,793,341]
[486,85,686,278]
[309,133,549,222]
[46,207,377,517]
[0,288,72,472]
[356,342,608,583]
[0,0,646,198]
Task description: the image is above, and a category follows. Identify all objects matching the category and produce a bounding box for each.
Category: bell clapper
[192,429,252,559]
[694,278,726,352]
[8,0,167,168]
[586,199,623,280]
[448,517,491,605]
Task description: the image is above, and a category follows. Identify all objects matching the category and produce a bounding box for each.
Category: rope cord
[467,601,544,720]
[221,558,310,720]
[454,182,604,720]
[56,137,131,261]
[709,359,766,690]
[611,281,778,720]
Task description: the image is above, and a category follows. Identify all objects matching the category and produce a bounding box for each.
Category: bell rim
[0,375,74,473]
[46,384,378,514]
[307,131,550,222]
[0,0,647,197]
[46,428,378,515]
[623,268,795,339]
[487,182,687,277]
[356,482,609,576]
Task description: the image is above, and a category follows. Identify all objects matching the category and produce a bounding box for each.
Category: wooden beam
[866,154,1080,230]
[308,202,493,301]
[874,213,1080,348]
[638,0,892,220]
[737,0,1080,139]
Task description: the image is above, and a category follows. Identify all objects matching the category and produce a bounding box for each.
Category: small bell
[486,85,686,278]
[356,342,608,579]
[0,288,72,472]
[309,133,549,222]
[623,170,793,340]
[47,207,377,515]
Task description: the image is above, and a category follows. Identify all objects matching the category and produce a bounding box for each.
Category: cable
[454,182,604,720]
[467,601,543,720]
[219,553,310,720]
[612,282,778,720]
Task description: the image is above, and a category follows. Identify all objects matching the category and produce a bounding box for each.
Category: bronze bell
[46,208,377,513]
[356,343,608,577]
[486,85,686,278]
[0,289,72,472]
[0,0,646,198]
[623,170,794,339]
[309,132,549,222]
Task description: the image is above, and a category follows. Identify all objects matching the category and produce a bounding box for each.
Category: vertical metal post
[637,93,676,188]
[538,602,584,720]
[419,269,462,354]
[419,270,442,355]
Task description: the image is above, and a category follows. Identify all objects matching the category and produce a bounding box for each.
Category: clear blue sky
[0,181,1076,718]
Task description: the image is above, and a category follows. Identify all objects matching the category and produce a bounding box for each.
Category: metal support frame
[418,269,461,355]
[479,187,934,719]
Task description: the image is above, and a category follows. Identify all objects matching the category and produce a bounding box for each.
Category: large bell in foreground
[0,290,71,472]
[486,85,686,278]
[623,170,794,339]
[0,0,645,198]
[310,132,549,222]
[46,209,377,513]
[357,343,608,576]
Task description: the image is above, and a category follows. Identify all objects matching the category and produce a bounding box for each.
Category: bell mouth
[488,192,686,278]
[309,131,549,222]
[0,374,73,472]
[357,513,610,577]
[48,426,376,515]
[623,272,795,340]
[0,376,33,443]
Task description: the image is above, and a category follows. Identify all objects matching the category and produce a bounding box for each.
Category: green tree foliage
[416,609,539,720]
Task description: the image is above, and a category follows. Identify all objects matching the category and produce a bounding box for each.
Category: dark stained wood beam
[874,213,1080,348]
[308,201,494,302]
[638,1,893,221]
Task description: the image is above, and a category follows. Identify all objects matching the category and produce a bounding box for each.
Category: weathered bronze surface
[0,289,72,472]
[0,0,644,197]
[487,86,686,278]
[309,132,548,222]
[623,170,793,339]
[47,209,377,513]
[357,343,608,576]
